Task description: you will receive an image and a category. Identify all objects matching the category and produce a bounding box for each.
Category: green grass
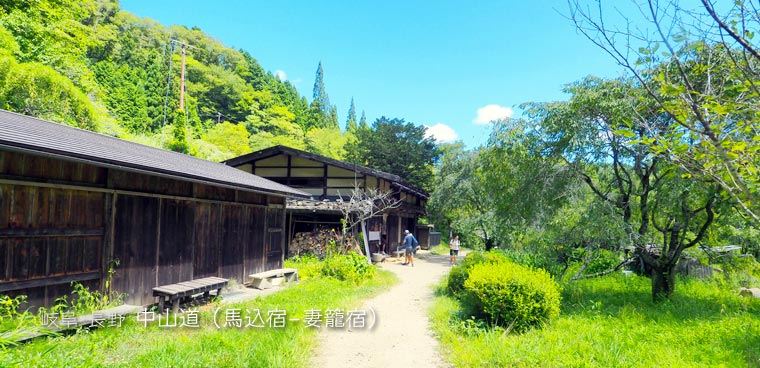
[431,274,760,367]
[1,270,398,367]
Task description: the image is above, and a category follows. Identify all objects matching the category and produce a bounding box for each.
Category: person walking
[449,235,461,266]
[402,230,418,266]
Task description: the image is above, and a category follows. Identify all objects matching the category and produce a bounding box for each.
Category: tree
[427,143,497,250]
[198,121,250,160]
[335,186,401,263]
[480,119,576,250]
[168,109,189,154]
[305,127,347,159]
[312,61,330,111]
[570,0,760,224]
[345,117,440,191]
[0,57,98,130]
[307,61,332,130]
[345,97,358,132]
[358,110,368,130]
[527,77,722,300]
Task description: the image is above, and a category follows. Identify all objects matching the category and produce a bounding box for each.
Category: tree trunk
[651,266,676,301]
[485,238,494,251]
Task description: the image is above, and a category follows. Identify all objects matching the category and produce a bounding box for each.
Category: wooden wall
[111,197,284,305]
[239,153,399,201]
[0,150,286,307]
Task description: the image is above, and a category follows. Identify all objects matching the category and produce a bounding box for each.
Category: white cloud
[425,123,458,143]
[275,70,287,81]
[473,104,514,124]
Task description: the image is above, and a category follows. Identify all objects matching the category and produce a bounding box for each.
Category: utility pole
[179,43,186,110]
[168,39,194,111]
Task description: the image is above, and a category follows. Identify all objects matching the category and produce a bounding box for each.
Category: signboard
[368,231,381,241]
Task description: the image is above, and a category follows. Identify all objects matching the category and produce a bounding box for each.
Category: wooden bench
[248,268,298,290]
[152,276,228,314]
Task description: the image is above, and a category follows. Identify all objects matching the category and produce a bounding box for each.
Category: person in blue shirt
[402,230,419,267]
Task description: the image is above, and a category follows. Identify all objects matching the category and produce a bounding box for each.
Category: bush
[463,261,561,332]
[447,251,509,296]
[284,254,323,281]
[584,248,621,275]
[321,251,375,284]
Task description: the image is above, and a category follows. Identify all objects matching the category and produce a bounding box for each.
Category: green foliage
[345,97,357,132]
[45,259,124,316]
[321,251,376,284]
[427,143,496,250]
[0,269,398,366]
[0,57,97,130]
[0,295,40,349]
[93,61,151,132]
[582,248,621,275]
[463,261,561,332]
[447,251,510,296]
[0,25,20,57]
[284,254,322,281]
[432,274,760,367]
[305,127,348,159]
[0,0,354,161]
[197,121,251,160]
[168,109,189,154]
[345,116,440,190]
[309,61,333,130]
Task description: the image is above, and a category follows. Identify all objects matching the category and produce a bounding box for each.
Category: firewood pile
[288,228,362,259]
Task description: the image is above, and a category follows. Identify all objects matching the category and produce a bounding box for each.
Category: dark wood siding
[1,148,290,307]
[266,208,284,270]
[0,151,106,185]
[111,195,159,306]
[220,205,245,280]
[245,206,267,275]
[109,170,192,197]
[193,203,222,279]
[0,185,104,306]
[157,199,194,286]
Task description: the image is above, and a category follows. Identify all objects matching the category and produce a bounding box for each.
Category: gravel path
[310,250,454,368]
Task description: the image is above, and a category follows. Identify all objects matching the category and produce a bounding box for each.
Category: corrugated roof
[0,110,309,198]
[224,145,429,198]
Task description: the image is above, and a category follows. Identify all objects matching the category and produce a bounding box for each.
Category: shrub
[584,248,621,275]
[284,254,323,281]
[463,261,561,332]
[447,251,509,296]
[321,251,375,284]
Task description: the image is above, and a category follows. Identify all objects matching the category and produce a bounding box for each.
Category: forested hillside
[0,0,352,161]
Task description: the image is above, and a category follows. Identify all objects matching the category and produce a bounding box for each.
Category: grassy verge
[1,269,397,367]
[431,273,760,367]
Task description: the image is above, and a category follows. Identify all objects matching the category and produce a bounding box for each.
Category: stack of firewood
[288,228,362,258]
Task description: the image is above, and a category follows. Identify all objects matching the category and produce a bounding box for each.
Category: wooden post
[361,220,371,264]
[155,198,163,287]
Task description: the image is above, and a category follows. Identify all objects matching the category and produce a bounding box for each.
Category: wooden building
[0,110,308,307]
[224,145,429,252]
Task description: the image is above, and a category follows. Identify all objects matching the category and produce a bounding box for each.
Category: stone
[739,287,760,298]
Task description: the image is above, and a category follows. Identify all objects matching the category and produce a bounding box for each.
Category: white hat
[404,229,410,234]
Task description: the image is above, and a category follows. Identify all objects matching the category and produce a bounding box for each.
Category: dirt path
[310,250,454,368]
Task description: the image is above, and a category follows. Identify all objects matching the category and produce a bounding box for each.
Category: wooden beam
[155,198,163,287]
[103,192,117,292]
[0,178,272,208]
[0,228,103,238]
[0,271,102,292]
[322,163,328,199]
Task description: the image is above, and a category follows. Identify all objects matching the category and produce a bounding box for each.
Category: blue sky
[120,0,629,149]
